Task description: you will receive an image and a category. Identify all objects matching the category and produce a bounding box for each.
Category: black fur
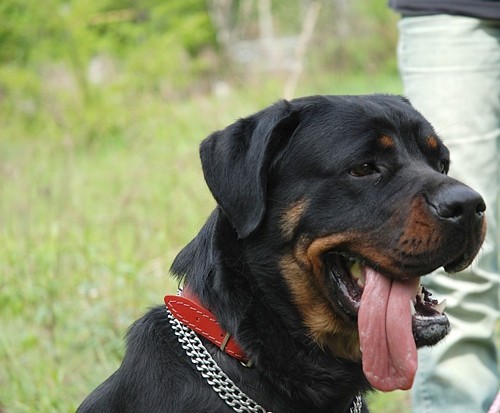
[78,95,485,413]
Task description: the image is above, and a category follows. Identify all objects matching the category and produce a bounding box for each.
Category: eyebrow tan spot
[379,135,394,148]
[426,135,438,150]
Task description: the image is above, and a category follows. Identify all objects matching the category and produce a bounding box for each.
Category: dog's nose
[430,185,486,225]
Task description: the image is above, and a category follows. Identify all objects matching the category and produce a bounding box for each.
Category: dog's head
[200,95,486,392]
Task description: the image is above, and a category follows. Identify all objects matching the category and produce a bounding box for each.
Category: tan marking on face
[281,254,335,334]
[280,199,309,240]
[398,196,442,254]
[379,135,395,149]
[281,234,362,361]
[306,234,395,274]
[426,135,438,150]
[305,234,351,275]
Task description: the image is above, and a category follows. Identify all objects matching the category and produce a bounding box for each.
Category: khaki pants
[397,14,500,413]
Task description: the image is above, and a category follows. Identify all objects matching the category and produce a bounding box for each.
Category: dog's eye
[437,160,449,174]
[349,163,379,177]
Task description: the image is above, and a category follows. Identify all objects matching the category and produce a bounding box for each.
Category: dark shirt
[388,0,500,20]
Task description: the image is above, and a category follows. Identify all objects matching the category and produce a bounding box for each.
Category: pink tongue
[358,268,418,391]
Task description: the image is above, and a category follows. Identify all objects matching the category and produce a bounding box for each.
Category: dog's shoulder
[78,307,226,412]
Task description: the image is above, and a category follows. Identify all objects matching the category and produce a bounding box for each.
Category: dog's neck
[170,209,370,412]
[164,287,251,364]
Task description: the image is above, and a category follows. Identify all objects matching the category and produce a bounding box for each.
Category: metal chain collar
[350,395,363,413]
[166,306,362,413]
[166,307,269,413]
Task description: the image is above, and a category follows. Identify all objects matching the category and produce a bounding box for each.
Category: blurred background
[0,0,410,411]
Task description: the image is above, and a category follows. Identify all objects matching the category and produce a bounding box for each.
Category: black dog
[78,95,486,413]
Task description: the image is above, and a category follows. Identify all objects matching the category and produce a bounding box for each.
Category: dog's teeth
[350,261,362,278]
[350,261,366,290]
[434,299,447,314]
[410,300,416,316]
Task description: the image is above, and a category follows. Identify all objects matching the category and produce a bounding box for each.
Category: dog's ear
[200,100,300,239]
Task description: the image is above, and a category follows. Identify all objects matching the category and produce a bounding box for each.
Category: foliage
[0,0,218,143]
[0,0,216,64]
[0,0,399,142]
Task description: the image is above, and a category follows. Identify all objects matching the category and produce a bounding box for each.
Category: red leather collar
[164,290,249,363]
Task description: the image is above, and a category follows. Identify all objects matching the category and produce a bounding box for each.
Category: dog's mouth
[324,254,448,335]
[324,253,449,392]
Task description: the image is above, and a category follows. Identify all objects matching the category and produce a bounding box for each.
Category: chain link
[350,395,363,413]
[166,306,362,413]
[166,307,269,413]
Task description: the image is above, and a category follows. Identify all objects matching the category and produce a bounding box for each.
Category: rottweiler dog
[78,95,486,413]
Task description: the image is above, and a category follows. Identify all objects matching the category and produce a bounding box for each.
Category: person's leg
[397,15,500,413]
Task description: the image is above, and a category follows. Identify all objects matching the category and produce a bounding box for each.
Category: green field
[0,73,416,412]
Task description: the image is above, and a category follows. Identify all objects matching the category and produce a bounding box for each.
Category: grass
[0,72,410,412]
